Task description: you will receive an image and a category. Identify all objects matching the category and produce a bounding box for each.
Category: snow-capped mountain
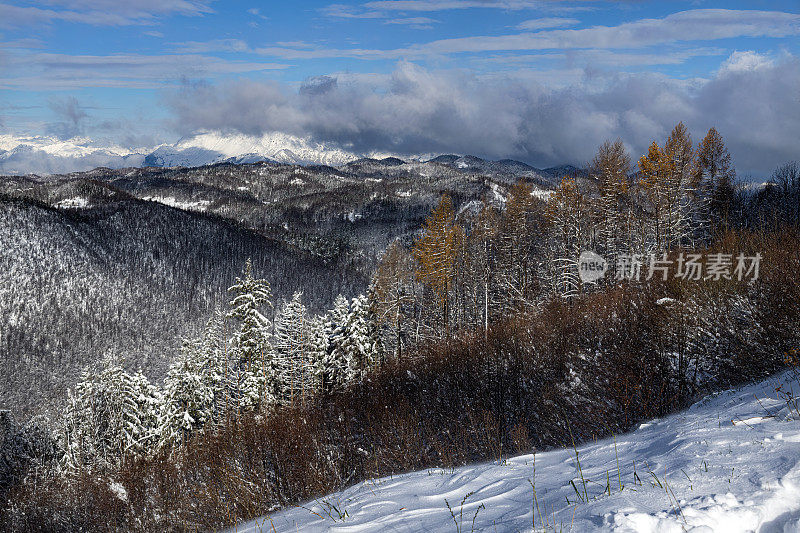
[0,131,396,175]
[0,131,561,180]
[0,134,146,176]
[143,131,376,168]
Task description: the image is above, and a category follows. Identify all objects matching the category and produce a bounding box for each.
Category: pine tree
[226,259,276,410]
[272,291,307,404]
[159,336,217,449]
[304,314,329,396]
[61,355,160,471]
[334,294,383,385]
[321,295,351,394]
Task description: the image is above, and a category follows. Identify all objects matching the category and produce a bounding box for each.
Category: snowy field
[231,372,800,533]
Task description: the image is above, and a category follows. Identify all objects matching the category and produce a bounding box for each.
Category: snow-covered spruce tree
[61,354,160,471]
[198,310,228,418]
[158,334,218,449]
[321,295,351,394]
[328,294,384,388]
[272,291,307,404]
[226,259,276,411]
[304,313,329,396]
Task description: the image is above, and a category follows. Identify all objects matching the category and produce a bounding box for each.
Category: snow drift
[232,371,800,532]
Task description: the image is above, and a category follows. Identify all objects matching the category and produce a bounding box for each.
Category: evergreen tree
[226,259,276,410]
[61,355,160,471]
[321,295,351,394]
[332,294,383,385]
[159,336,217,449]
[304,314,329,396]
[272,291,307,404]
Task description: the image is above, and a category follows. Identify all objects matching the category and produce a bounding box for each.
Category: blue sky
[0,0,799,173]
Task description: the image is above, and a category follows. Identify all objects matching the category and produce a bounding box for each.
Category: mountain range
[0,131,577,180]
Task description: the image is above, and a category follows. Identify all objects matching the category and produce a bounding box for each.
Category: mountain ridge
[0,132,572,180]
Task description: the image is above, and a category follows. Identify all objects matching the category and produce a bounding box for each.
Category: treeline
[371,124,799,354]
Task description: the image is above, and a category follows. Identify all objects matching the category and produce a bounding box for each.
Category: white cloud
[0,0,213,28]
[719,50,775,73]
[164,54,800,175]
[516,17,579,30]
[257,9,800,61]
[384,16,439,29]
[173,39,251,53]
[0,51,288,90]
[362,0,572,12]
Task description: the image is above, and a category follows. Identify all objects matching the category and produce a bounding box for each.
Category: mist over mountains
[0,130,573,177]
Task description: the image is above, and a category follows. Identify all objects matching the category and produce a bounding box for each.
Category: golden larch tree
[412,194,465,336]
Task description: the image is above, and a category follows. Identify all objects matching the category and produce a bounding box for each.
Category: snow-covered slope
[233,372,800,532]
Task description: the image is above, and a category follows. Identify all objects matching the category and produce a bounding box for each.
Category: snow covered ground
[231,371,800,532]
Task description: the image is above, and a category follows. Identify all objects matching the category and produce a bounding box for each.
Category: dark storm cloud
[166,55,799,175]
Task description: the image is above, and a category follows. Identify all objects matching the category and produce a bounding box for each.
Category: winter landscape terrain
[2,1,800,531]
[233,370,800,533]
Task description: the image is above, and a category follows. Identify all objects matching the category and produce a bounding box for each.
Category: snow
[490,182,507,204]
[109,481,128,502]
[231,372,800,532]
[0,134,146,175]
[531,189,554,201]
[141,196,212,211]
[55,197,90,209]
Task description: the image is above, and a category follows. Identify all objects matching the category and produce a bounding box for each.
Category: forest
[1,123,800,532]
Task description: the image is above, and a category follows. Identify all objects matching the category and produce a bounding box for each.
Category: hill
[234,370,800,532]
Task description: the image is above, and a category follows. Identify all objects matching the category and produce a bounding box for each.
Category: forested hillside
[0,194,365,418]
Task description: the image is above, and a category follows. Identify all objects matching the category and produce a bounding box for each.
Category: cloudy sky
[0,0,798,175]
